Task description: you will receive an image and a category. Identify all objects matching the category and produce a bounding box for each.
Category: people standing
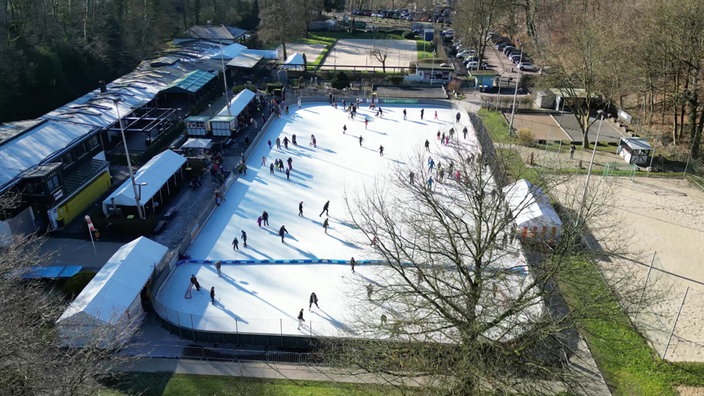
[463,126,468,139]
[403,109,407,120]
[350,257,356,272]
[427,176,434,189]
[267,139,272,149]
[456,111,461,123]
[434,110,438,120]
[297,308,305,330]
[241,230,247,247]
[210,287,215,304]
[319,200,330,217]
[276,137,281,149]
[285,168,290,180]
[287,157,293,170]
[309,292,319,310]
[359,135,363,147]
[343,124,347,134]
[299,201,304,216]
[190,274,201,291]
[323,218,329,234]
[425,139,430,151]
[257,216,263,227]
[269,163,275,174]
[262,211,269,226]
[420,108,424,120]
[283,137,289,149]
[279,225,288,243]
[379,145,384,156]
[232,236,239,250]
[215,260,222,276]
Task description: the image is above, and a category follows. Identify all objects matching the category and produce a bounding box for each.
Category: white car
[518,62,538,72]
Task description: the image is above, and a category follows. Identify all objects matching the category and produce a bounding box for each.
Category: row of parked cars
[353,9,413,20]
[451,40,489,70]
[489,34,538,72]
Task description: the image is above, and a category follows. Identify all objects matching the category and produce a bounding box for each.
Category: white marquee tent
[102,149,186,216]
[503,179,563,242]
[55,237,168,346]
[281,52,305,69]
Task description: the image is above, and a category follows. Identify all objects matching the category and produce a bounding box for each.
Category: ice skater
[241,230,247,247]
[190,274,201,291]
[232,236,239,250]
[456,111,461,123]
[257,215,263,227]
[276,137,281,149]
[310,134,317,147]
[319,200,330,217]
[299,201,304,216]
[434,110,438,120]
[420,108,424,120]
[428,157,435,171]
[267,139,272,149]
[323,218,330,234]
[269,163,274,174]
[463,126,468,139]
[285,168,290,180]
[366,284,373,299]
[210,287,215,304]
[379,145,384,156]
[298,96,302,109]
[297,308,305,329]
[359,135,363,147]
[350,257,356,272]
[287,157,293,170]
[262,211,269,226]
[279,225,288,243]
[283,137,289,149]
[409,171,415,185]
[403,108,407,120]
[261,156,266,166]
[215,260,222,276]
[309,292,319,310]
[365,118,368,129]
[427,176,434,189]
[343,124,347,134]
[425,139,430,151]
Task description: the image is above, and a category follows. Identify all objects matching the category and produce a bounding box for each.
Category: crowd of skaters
[193,100,476,331]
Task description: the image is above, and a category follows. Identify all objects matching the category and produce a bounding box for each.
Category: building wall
[55,172,112,227]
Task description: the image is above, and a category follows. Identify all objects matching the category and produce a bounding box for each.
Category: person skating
[215,260,222,276]
[276,137,281,149]
[455,111,461,123]
[434,110,438,120]
[190,274,201,291]
[257,216,263,227]
[462,126,468,139]
[319,200,330,217]
[269,162,275,174]
[403,108,407,120]
[427,176,434,189]
[409,171,415,185]
[292,134,297,146]
[267,139,272,149]
[297,308,305,330]
[420,108,424,120]
[323,218,330,234]
[359,135,363,147]
[241,230,247,247]
[279,225,289,243]
[309,292,319,310]
[232,236,239,250]
[299,201,304,216]
[379,145,384,156]
[365,118,368,129]
[287,157,293,170]
[210,287,215,304]
[350,257,356,272]
[310,134,317,148]
[425,139,430,151]
[285,168,290,180]
[262,211,269,226]
[343,124,347,134]
[283,136,289,149]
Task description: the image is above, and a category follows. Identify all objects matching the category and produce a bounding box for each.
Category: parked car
[510,54,523,63]
[496,42,514,50]
[518,62,538,72]
[456,49,476,59]
[503,46,517,56]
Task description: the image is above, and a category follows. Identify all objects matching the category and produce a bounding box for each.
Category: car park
[497,42,514,51]
[503,46,517,56]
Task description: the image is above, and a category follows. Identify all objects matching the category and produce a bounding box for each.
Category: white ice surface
[155,104,484,337]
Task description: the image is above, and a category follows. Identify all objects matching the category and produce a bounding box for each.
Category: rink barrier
[173,259,530,275]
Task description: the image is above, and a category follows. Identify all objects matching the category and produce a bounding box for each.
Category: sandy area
[505,113,571,141]
[321,39,417,70]
[275,43,326,63]
[552,174,704,362]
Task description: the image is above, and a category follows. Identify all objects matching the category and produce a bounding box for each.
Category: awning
[21,265,83,279]
[181,138,212,149]
[218,89,256,117]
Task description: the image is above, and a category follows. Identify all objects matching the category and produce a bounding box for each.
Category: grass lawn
[477,108,514,144]
[105,372,421,396]
[416,40,434,60]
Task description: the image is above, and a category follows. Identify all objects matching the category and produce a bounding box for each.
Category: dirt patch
[678,386,704,396]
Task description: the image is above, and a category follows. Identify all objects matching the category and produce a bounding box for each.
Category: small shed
[469,70,500,90]
[281,52,305,70]
[55,237,168,346]
[209,115,236,136]
[617,137,651,166]
[503,179,563,243]
[185,115,210,136]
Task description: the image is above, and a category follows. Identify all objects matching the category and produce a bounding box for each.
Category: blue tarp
[22,265,83,279]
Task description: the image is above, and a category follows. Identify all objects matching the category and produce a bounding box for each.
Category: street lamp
[578,110,606,222]
[219,41,232,117]
[112,98,146,220]
[507,46,523,137]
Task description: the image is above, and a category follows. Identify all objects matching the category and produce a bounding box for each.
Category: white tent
[281,52,305,69]
[56,237,168,346]
[181,138,212,150]
[503,179,563,242]
[102,150,186,216]
[218,88,256,118]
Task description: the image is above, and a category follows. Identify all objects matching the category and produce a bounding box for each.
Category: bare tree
[370,48,387,73]
[0,193,139,395]
[257,0,307,60]
[320,140,653,394]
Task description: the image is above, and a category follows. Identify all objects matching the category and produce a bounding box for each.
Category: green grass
[557,258,704,395]
[416,40,434,60]
[106,372,421,396]
[477,109,513,144]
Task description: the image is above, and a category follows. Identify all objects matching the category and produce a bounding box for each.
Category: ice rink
[154,103,483,337]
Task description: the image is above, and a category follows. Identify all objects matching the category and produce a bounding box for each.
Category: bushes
[401,30,415,39]
[517,128,535,146]
[331,71,350,89]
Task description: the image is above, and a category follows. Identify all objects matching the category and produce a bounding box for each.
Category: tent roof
[620,137,651,151]
[56,237,167,325]
[162,69,217,94]
[281,52,305,69]
[182,138,212,149]
[218,89,255,117]
[503,179,562,230]
[102,150,186,213]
